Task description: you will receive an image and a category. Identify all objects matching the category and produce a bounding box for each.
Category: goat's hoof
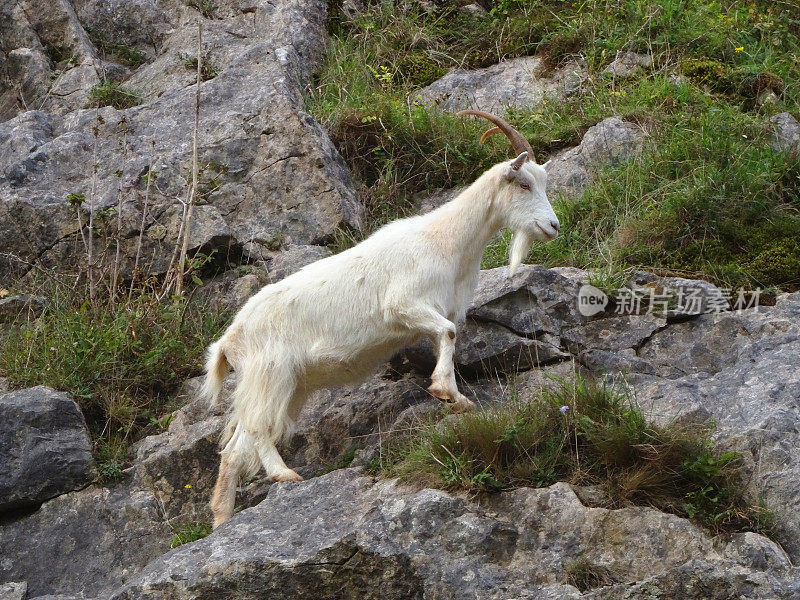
[273,469,303,483]
[427,382,452,400]
[451,396,476,413]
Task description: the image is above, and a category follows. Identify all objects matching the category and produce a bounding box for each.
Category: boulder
[0,386,94,512]
[0,294,47,323]
[602,51,653,78]
[770,111,800,152]
[416,56,586,112]
[131,412,226,522]
[0,482,172,598]
[546,117,645,198]
[109,469,799,599]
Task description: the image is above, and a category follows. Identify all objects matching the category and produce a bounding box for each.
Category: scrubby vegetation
[183,0,217,19]
[565,558,617,592]
[0,282,227,474]
[372,376,775,536]
[87,80,142,109]
[310,0,800,289]
[170,521,212,548]
[182,55,221,81]
[85,26,147,69]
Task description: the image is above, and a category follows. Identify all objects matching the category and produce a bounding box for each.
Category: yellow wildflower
[735,47,744,53]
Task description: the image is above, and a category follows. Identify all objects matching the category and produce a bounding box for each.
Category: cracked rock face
[0,0,362,281]
[110,469,799,600]
[632,293,800,560]
[0,481,172,598]
[2,267,800,598]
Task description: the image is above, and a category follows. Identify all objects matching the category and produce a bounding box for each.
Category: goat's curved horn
[479,126,502,145]
[458,109,535,161]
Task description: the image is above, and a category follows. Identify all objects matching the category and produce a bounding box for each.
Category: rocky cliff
[1,0,798,599]
[2,264,799,599]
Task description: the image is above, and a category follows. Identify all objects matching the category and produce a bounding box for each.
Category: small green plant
[96,435,128,482]
[182,55,220,81]
[320,448,359,474]
[183,0,216,19]
[376,376,775,536]
[170,521,212,548]
[87,80,142,109]
[184,249,218,286]
[85,26,147,68]
[99,460,123,480]
[564,558,617,591]
[368,65,394,89]
[149,412,175,433]
[587,265,632,295]
[66,192,86,206]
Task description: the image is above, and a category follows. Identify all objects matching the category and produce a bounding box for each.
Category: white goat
[203,111,560,527]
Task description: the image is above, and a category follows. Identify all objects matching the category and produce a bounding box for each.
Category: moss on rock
[397,53,447,87]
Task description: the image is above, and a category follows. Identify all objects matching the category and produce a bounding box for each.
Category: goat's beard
[508,229,532,277]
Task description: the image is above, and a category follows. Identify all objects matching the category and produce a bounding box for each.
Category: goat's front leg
[387,303,475,412]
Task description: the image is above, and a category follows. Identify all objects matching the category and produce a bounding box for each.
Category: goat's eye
[519,182,531,191]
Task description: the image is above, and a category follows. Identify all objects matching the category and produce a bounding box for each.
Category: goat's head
[459,110,560,275]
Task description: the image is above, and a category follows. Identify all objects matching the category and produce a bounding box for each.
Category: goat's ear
[505,152,528,180]
[542,159,551,169]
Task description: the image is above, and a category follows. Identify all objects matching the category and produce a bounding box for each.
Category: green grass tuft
[374,376,775,536]
[170,521,212,548]
[183,0,216,19]
[0,283,227,465]
[182,55,221,81]
[87,80,142,109]
[565,558,617,591]
[85,26,147,69]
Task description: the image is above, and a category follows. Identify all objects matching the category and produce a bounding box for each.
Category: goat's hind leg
[241,363,303,483]
[253,435,303,483]
[211,425,246,529]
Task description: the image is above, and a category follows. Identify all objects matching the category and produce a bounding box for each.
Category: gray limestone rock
[109,469,799,600]
[416,56,586,112]
[546,117,646,198]
[770,111,800,152]
[0,386,94,512]
[0,0,363,283]
[602,51,653,78]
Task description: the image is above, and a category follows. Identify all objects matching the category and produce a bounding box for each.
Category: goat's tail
[201,339,231,408]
